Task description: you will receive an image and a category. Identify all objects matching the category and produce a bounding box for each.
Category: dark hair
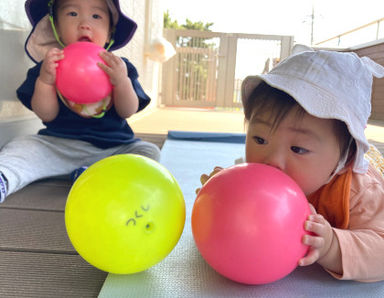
[244,81,356,160]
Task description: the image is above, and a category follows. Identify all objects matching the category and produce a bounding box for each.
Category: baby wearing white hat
[201,49,384,282]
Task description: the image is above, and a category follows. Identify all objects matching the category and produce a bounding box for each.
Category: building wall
[116,0,164,108]
[0,0,33,122]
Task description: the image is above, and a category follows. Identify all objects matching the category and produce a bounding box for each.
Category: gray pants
[0,134,161,196]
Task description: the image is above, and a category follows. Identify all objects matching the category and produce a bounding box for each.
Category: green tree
[182,19,214,31]
[164,11,214,47]
[164,10,213,31]
[163,10,181,29]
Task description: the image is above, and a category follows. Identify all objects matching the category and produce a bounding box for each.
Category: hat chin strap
[48,0,64,48]
[47,0,115,51]
[105,37,115,51]
[48,14,65,48]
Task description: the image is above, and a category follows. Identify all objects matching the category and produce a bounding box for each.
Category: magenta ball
[56,42,112,104]
[191,163,310,285]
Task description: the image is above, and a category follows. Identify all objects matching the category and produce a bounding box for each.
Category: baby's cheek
[292,173,321,197]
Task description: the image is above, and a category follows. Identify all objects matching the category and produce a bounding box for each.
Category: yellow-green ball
[65,154,185,274]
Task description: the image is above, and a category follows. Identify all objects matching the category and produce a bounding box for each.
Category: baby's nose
[263,150,285,171]
[79,21,91,30]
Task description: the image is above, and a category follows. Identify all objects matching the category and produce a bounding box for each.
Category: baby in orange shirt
[200,49,384,282]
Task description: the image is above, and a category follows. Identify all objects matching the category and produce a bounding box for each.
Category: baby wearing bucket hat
[200,49,384,282]
[0,0,160,203]
[24,0,138,118]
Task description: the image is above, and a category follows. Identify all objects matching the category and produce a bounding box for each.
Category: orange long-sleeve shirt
[309,163,384,282]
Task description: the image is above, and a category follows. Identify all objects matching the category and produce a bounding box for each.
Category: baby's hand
[195,166,223,194]
[299,205,334,266]
[98,51,128,86]
[40,48,64,85]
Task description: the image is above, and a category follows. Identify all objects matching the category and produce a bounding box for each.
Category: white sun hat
[241,49,384,174]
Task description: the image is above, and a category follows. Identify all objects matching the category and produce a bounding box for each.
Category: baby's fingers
[196,173,211,194]
[305,215,328,237]
[97,61,110,74]
[302,234,324,249]
[209,166,223,177]
[46,48,64,61]
[200,174,210,186]
[299,247,320,266]
[308,203,316,214]
[200,167,223,184]
[99,51,124,69]
[54,50,64,60]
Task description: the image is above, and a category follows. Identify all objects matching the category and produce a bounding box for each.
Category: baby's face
[245,108,341,196]
[55,0,111,47]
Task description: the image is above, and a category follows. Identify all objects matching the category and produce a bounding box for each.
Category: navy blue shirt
[16,58,150,149]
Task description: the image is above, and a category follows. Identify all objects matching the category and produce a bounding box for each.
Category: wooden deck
[0,133,166,298]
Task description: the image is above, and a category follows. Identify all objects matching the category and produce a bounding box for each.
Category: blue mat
[167,130,246,143]
[98,131,384,298]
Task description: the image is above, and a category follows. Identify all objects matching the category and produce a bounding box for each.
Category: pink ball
[56,42,112,104]
[192,163,310,285]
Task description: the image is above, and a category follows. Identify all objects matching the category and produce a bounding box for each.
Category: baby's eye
[253,136,266,145]
[291,146,309,154]
[68,11,77,17]
[92,14,102,19]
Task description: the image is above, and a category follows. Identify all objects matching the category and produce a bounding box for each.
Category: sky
[162,0,384,46]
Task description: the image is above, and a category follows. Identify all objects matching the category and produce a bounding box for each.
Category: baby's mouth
[78,36,92,42]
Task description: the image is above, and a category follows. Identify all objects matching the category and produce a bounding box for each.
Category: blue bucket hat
[24,0,137,63]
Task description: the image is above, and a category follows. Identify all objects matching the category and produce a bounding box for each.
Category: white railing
[315,18,384,47]
[161,29,293,109]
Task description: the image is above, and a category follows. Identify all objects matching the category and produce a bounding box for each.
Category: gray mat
[98,134,384,297]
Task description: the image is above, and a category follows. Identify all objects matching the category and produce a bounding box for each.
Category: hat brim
[25,0,48,26]
[108,0,137,51]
